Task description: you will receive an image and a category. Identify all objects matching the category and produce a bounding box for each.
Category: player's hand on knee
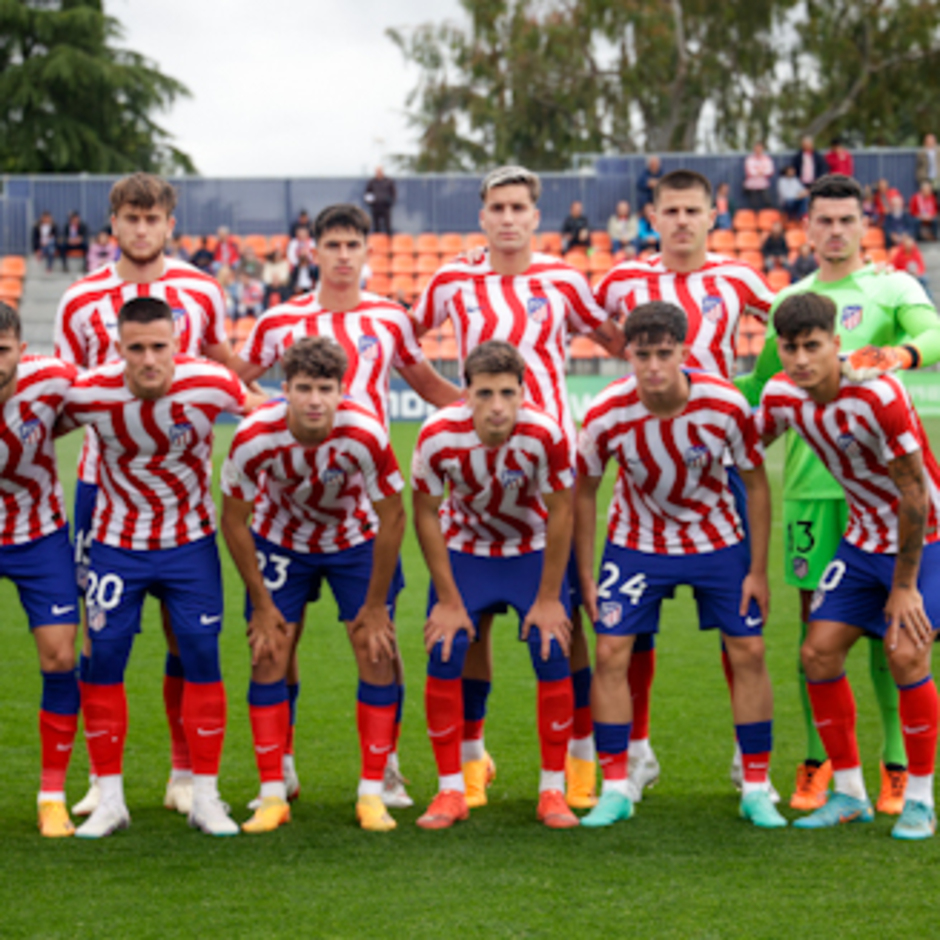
[523,599,571,659]
[740,571,770,622]
[351,604,397,663]
[247,603,288,666]
[884,585,932,650]
[424,602,474,659]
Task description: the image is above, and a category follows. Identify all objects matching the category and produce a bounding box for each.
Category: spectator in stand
[891,231,932,299]
[261,245,291,309]
[213,225,241,272]
[190,237,214,272]
[790,136,827,189]
[714,182,734,230]
[240,244,263,278]
[824,137,853,177]
[909,180,939,242]
[742,141,775,210]
[59,211,89,272]
[861,184,878,224]
[287,224,317,295]
[290,209,312,238]
[235,269,265,320]
[872,178,892,225]
[31,210,58,271]
[882,191,915,248]
[760,220,789,273]
[777,165,809,221]
[916,133,939,192]
[636,202,660,252]
[216,265,238,319]
[86,229,117,272]
[364,166,396,235]
[636,155,662,210]
[607,200,638,254]
[165,234,190,262]
[561,200,591,254]
[790,241,818,280]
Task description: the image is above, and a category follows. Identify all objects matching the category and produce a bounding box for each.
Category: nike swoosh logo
[551,718,574,732]
[814,719,832,728]
[745,616,762,628]
[200,614,222,625]
[428,725,456,739]
[84,730,107,738]
[196,727,224,736]
[255,744,279,754]
[52,605,76,615]
[56,743,74,752]
[839,811,863,823]
[904,724,930,734]
[369,744,393,755]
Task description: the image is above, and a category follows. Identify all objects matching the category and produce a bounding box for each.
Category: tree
[0,0,194,174]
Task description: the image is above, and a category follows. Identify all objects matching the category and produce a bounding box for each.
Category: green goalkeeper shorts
[783,498,849,590]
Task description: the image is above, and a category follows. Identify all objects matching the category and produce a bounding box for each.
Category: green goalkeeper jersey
[736,264,940,500]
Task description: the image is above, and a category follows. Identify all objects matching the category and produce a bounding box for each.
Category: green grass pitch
[1,419,938,939]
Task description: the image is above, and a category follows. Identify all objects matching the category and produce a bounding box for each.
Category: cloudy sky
[108,0,465,176]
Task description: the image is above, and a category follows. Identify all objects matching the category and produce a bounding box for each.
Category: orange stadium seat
[416,254,440,274]
[269,234,289,253]
[732,210,757,231]
[242,234,267,257]
[415,274,432,295]
[0,256,26,279]
[439,233,465,256]
[738,250,763,271]
[205,235,219,252]
[540,233,562,255]
[178,236,197,255]
[565,252,589,274]
[757,209,782,231]
[589,251,613,274]
[862,228,885,248]
[419,332,440,359]
[785,229,806,250]
[390,274,416,298]
[223,316,235,339]
[391,234,415,255]
[709,230,736,253]
[0,278,23,300]
[570,336,599,359]
[233,316,256,345]
[734,230,761,251]
[366,274,390,295]
[391,254,415,275]
[767,268,792,291]
[465,233,488,251]
[591,231,612,251]
[369,253,390,275]
[416,233,440,254]
[438,336,459,361]
[368,233,390,253]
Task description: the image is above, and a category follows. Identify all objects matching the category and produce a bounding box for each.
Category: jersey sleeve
[412,271,451,331]
[388,311,425,369]
[576,406,609,478]
[896,284,940,367]
[539,428,575,494]
[756,379,792,442]
[200,278,230,348]
[53,295,86,365]
[360,428,405,502]
[410,424,445,496]
[238,316,277,369]
[219,436,260,503]
[726,400,765,470]
[874,381,923,463]
[740,268,776,323]
[557,269,608,335]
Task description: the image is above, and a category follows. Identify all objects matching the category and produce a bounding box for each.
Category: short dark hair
[283,336,348,384]
[109,173,177,216]
[118,297,173,330]
[624,301,688,345]
[773,292,836,339]
[808,174,863,211]
[464,340,526,386]
[0,302,21,339]
[654,169,712,205]
[313,204,370,242]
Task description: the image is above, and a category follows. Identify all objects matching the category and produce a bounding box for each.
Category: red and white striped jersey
[222,398,404,554]
[54,258,230,483]
[62,357,247,551]
[758,372,940,554]
[238,292,424,429]
[412,253,609,449]
[578,372,763,555]
[412,401,573,557]
[595,253,775,378]
[0,357,75,546]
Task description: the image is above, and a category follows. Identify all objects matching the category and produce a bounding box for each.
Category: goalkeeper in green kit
[737,174,940,813]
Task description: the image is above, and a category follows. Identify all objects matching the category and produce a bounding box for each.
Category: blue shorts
[0,526,79,629]
[428,550,572,636]
[73,480,97,590]
[727,464,751,556]
[248,534,405,624]
[566,548,583,609]
[85,537,224,640]
[592,541,763,638]
[810,539,940,638]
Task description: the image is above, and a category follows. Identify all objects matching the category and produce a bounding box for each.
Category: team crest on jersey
[600,602,622,628]
[841,305,863,331]
[19,417,42,447]
[684,444,711,469]
[320,466,345,486]
[499,468,526,490]
[702,296,725,323]
[169,421,195,449]
[793,557,809,580]
[171,307,188,335]
[358,335,381,361]
[836,432,861,458]
[527,297,549,323]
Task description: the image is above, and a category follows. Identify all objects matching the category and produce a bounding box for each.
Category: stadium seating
[732,210,757,231]
[767,268,792,291]
[0,256,26,279]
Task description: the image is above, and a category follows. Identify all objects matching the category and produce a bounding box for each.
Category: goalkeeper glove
[840,344,919,381]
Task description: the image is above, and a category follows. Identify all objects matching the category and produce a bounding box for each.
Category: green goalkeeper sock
[868,637,906,768]
[799,621,828,764]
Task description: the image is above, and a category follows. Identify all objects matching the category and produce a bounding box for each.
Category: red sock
[721,647,735,697]
[628,648,655,741]
[425,676,463,776]
[806,675,859,771]
[249,702,289,783]
[81,683,127,777]
[899,678,939,777]
[181,681,227,776]
[39,710,78,792]
[742,752,770,784]
[463,718,484,744]
[599,751,628,781]
[357,700,396,782]
[163,673,191,772]
[537,678,573,773]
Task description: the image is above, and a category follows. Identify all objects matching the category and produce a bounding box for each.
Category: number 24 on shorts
[598,562,648,606]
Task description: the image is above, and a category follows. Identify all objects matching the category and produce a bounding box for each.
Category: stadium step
[18,256,83,357]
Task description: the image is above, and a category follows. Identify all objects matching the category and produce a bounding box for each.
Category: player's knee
[526,627,570,682]
[800,637,836,681]
[427,630,470,680]
[885,639,931,686]
[724,636,766,676]
[594,634,630,674]
[176,632,222,684]
[86,636,134,684]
